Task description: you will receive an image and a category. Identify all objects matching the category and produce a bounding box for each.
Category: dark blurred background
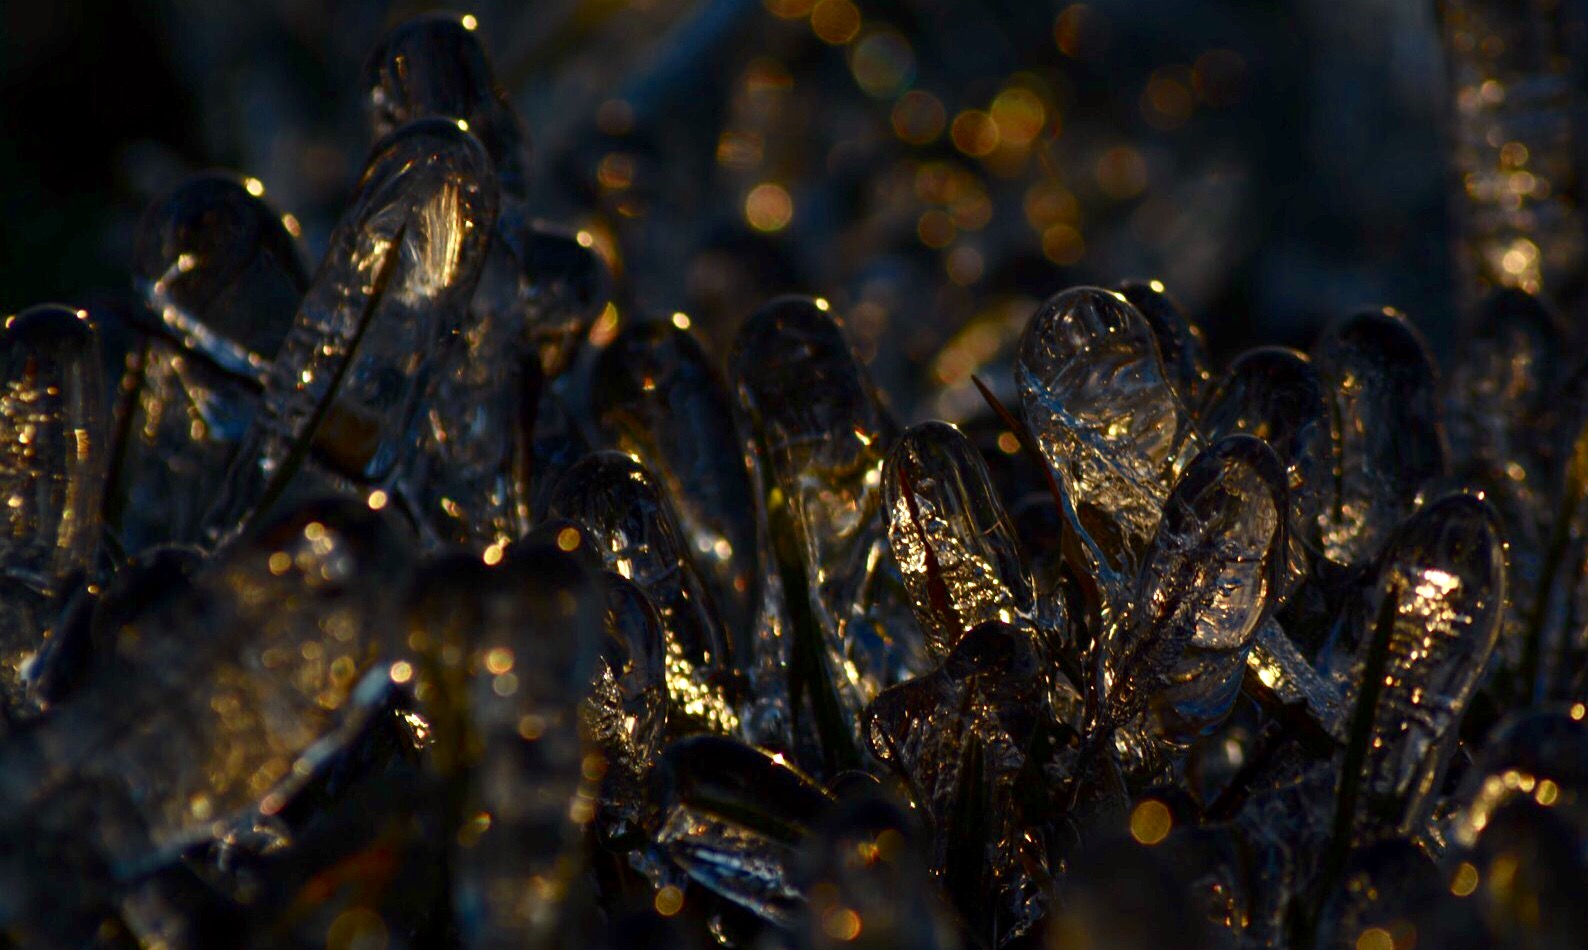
[3,0,1585,416]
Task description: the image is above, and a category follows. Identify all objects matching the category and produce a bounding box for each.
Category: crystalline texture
[730,296,922,728]
[206,119,498,535]
[652,735,834,926]
[862,621,1054,943]
[883,420,1036,660]
[583,571,669,849]
[0,306,107,723]
[594,319,758,657]
[547,451,740,735]
[1311,308,1447,569]
[1199,346,1330,598]
[1348,493,1506,841]
[1017,287,1201,578]
[1100,435,1286,768]
[122,174,307,549]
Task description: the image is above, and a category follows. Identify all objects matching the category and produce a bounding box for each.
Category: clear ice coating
[1311,308,1448,569]
[730,295,923,728]
[365,12,530,203]
[862,621,1054,943]
[546,451,741,735]
[584,570,669,849]
[120,173,308,550]
[1016,286,1201,578]
[0,305,107,722]
[1348,493,1506,841]
[1099,435,1286,764]
[449,529,606,949]
[1199,346,1330,598]
[594,319,758,657]
[206,118,499,536]
[8,498,411,854]
[1116,279,1210,408]
[652,735,834,926]
[883,420,1036,660]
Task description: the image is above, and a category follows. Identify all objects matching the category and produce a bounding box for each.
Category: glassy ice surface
[207,119,498,536]
[883,420,1035,659]
[731,296,923,723]
[863,621,1053,943]
[1312,308,1447,569]
[1017,287,1200,578]
[652,735,833,925]
[1349,493,1506,840]
[365,13,529,203]
[1101,435,1285,763]
[595,319,757,651]
[547,451,740,735]
[1116,279,1209,408]
[122,174,307,550]
[1199,346,1330,598]
[583,571,669,849]
[0,306,107,722]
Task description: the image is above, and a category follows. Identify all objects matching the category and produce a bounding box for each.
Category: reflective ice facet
[730,296,921,719]
[1116,279,1210,408]
[365,13,529,202]
[1312,309,1447,568]
[883,420,1035,659]
[1101,435,1286,757]
[547,451,740,735]
[594,319,757,651]
[1199,346,1330,598]
[208,119,498,534]
[1349,493,1506,841]
[1,306,107,721]
[652,735,834,926]
[122,174,307,549]
[1017,287,1200,574]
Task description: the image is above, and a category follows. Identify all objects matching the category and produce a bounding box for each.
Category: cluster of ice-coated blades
[594,319,758,652]
[793,792,958,950]
[583,571,669,849]
[365,13,529,203]
[1312,309,1448,569]
[1346,493,1506,842]
[863,621,1053,943]
[1016,287,1200,578]
[883,420,1036,659]
[1245,618,1348,742]
[449,530,606,949]
[7,498,410,855]
[547,452,740,735]
[1101,435,1286,768]
[121,174,307,550]
[207,119,499,536]
[1199,346,1330,598]
[731,296,922,718]
[1116,280,1210,408]
[652,735,834,926]
[0,306,107,722]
